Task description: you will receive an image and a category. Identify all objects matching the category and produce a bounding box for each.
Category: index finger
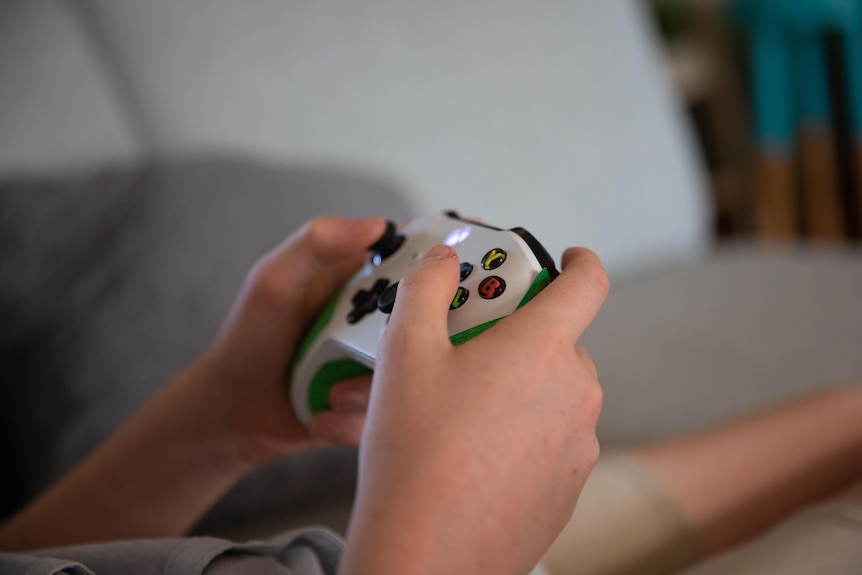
[501,247,609,341]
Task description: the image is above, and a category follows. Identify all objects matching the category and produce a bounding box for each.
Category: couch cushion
[585,244,862,446]
[0,156,415,533]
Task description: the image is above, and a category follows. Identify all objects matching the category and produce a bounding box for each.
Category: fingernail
[421,244,456,261]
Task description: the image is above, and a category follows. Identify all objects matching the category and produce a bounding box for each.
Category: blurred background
[1,0,861,539]
[3,0,861,274]
[651,0,862,243]
[1,0,710,279]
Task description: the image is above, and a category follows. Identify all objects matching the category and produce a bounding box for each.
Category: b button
[481,248,507,270]
[478,276,506,299]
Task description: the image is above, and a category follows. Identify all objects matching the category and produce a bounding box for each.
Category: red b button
[478,275,506,299]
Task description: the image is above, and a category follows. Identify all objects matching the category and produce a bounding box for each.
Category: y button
[481,248,507,270]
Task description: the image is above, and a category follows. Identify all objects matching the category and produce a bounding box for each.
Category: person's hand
[341,244,609,575]
[0,216,389,550]
[196,216,386,466]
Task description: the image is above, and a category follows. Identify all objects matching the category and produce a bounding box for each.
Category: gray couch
[2,0,861,541]
[0,157,417,535]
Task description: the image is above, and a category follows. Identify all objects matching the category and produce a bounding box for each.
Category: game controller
[288,211,559,425]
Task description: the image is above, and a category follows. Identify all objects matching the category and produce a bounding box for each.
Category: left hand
[197,216,385,466]
[0,216,385,550]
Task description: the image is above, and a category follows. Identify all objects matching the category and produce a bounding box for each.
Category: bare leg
[678,469,862,574]
[635,385,862,555]
[542,386,862,575]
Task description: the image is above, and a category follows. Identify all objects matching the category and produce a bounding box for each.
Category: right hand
[341,243,609,575]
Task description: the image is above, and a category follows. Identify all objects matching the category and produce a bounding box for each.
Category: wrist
[193,349,316,470]
[340,467,494,575]
[155,356,261,479]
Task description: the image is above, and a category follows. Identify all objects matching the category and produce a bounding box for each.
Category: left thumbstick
[369,220,405,264]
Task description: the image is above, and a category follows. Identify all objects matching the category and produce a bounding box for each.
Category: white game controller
[288,211,559,425]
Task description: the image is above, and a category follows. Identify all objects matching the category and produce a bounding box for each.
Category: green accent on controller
[516,267,553,309]
[308,359,373,413]
[294,289,342,366]
[449,317,503,346]
[448,268,553,346]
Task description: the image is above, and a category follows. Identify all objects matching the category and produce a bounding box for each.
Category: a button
[460,262,474,281]
[377,281,399,314]
[481,248,507,270]
[348,278,390,323]
[450,287,469,310]
[478,276,506,299]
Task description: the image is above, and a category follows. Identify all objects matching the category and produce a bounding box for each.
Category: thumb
[265,216,387,280]
[383,244,460,351]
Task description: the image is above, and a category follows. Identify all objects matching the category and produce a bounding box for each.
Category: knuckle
[579,259,610,300]
[563,248,609,297]
[585,380,604,421]
[573,348,603,422]
[570,428,601,470]
[294,217,331,249]
[588,435,601,466]
[245,256,293,309]
[575,344,596,369]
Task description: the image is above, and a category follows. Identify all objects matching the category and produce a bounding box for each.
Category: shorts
[540,453,862,575]
[541,453,704,575]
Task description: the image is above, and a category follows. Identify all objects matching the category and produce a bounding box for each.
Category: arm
[341,244,610,575]
[0,216,386,551]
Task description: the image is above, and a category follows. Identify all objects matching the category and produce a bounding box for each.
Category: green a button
[450,286,469,310]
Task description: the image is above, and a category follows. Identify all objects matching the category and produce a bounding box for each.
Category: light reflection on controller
[443,225,472,247]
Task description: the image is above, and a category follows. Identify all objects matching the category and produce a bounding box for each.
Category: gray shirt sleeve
[0,528,343,575]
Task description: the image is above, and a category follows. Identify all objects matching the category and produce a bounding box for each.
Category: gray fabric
[0,553,92,575]
[0,528,342,575]
[0,156,416,533]
[584,243,862,447]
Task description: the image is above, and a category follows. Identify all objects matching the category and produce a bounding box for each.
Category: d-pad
[347,278,390,324]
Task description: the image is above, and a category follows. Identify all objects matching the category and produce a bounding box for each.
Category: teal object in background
[796,36,831,128]
[846,12,862,138]
[730,0,862,150]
